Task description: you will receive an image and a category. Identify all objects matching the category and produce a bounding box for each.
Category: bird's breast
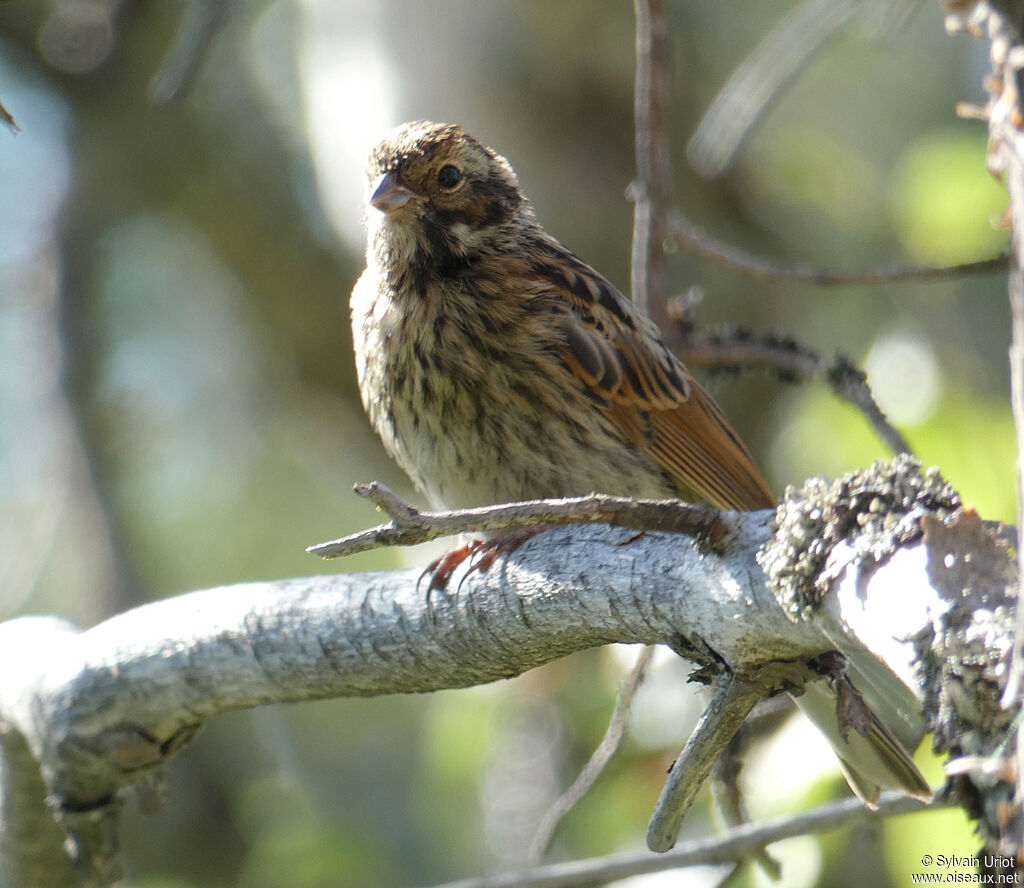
[351,263,676,509]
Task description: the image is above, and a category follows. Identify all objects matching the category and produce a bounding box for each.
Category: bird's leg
[423,527,545,593]
[467,527,543,575]
[423,542,479,592]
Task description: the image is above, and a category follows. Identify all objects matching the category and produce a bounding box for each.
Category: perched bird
[351,121,772,514]
[351,120,930,807]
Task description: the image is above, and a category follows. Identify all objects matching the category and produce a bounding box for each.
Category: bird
[350,120,931,808]
[351,120,773,515]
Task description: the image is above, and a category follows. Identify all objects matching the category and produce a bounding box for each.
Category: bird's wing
[528,242,774,511]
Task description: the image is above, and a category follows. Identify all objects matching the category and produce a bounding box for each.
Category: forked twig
[646,671,769,852]
[709,701,792,881]
[307,484,736,559]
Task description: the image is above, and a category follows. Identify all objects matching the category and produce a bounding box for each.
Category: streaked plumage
[352,121,773,512]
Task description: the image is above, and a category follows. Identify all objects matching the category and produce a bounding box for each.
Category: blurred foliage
[893,131,1009,264]
[0,0,1011,885]
[775,385,1017,523]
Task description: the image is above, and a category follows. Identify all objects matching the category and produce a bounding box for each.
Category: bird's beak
[370,173,416,214]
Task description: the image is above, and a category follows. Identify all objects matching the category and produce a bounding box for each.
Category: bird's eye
[436,165,462,190]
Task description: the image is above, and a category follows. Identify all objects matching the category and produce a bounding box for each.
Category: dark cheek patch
[411,220,473,283]
[468,178,520,227]
[419,174,521,233]
[431,207,473,229]
[482,199,506,227]
[422,218,456,255]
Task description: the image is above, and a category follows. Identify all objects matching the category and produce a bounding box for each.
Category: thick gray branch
[0,514,818,884]
[2,516,822,802]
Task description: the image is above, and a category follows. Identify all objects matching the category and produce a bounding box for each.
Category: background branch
[668,211,1008,285]
[528,645,655,862]
[678,330,913,456]
[686,0,862,179]
[631,0,673,327]
[428,792,951,888]
[148,0,230,103]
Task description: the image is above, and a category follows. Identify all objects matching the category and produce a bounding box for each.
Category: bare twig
[668,211,1008,286]
[686,0,861,178]
[149,0,231,103]
[0,99,19,134]
[631,0,673,325]
[679,329,913,456]
[425,792,950,888]
[678,330,820,378]
[307,483,736,559]
[709,713,783,881]
[647,669,777,853]
[528,646,655,862]
[826,354,913,456]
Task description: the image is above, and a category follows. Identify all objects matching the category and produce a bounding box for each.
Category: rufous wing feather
[534,245,774,511]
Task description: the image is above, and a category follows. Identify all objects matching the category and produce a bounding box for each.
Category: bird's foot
[423,527,544,592]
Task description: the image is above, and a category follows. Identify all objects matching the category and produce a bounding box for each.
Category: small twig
[149,0,231,103]
[424,792,950,888]
[307,483,736,559]
[0,99,19,134]
[668,211,1008,286]
[646,672,768,852]
[677,330,819,379]
[528,646,656,862]
[631,0,673,325]
[710,719,782,880]
[678,329,913,457]
[826,355,914,456]
[686,0,859,178]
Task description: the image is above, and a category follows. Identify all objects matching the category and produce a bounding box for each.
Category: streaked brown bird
[351,120,930,808]
[352,121,772,514]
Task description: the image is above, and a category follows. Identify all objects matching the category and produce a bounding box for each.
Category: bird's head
[364,121,534,265]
